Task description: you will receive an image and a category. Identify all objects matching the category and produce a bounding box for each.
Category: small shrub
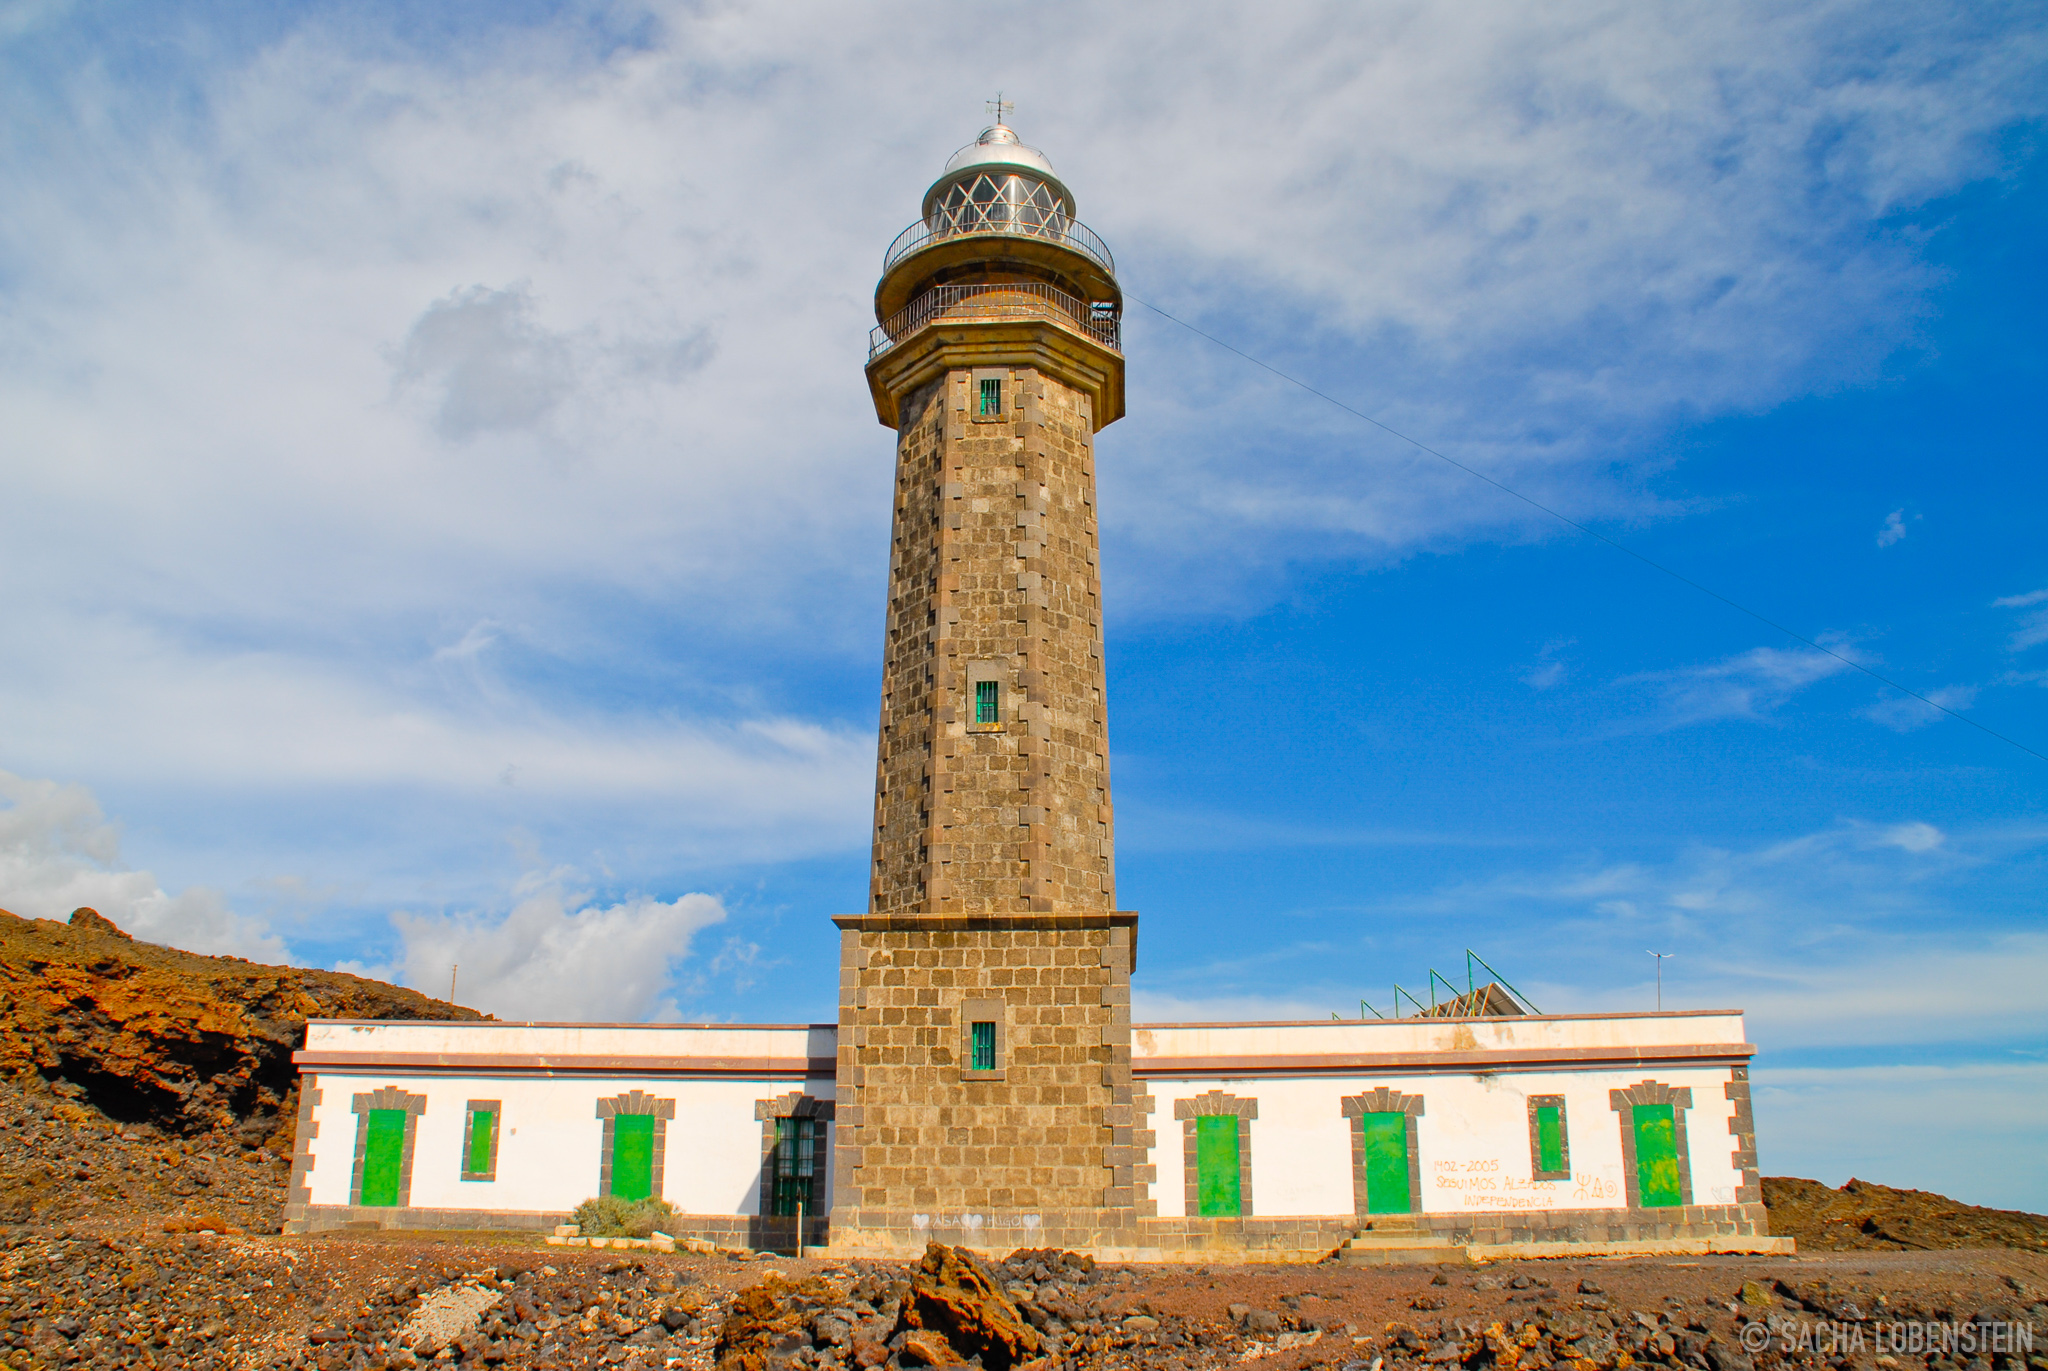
[571,1195,678,1238]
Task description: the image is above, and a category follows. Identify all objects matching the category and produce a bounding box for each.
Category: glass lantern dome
[921,124,1078,234]
[881,123,1115,279]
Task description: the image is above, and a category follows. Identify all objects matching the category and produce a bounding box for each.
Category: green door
[1361,1112,1411,1215]
[1631,1104,1683,1207]
[610,1115,656,1201]
[359,1109,407,1207]
[1194,1115,1241,1216]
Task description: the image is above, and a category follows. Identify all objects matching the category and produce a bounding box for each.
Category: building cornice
[1131,1041,1757,1079]
[864,315,1124,431]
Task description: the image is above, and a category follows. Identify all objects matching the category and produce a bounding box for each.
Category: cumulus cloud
[0,769,285,960]
[0,2,2041,975]
[393,285,576,441]
[386,870,729,1021]
[1876,508,1909,547]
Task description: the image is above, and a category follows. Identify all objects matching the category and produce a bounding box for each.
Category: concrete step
[1337,1223,1471,1266]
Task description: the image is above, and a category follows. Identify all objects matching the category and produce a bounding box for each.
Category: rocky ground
[1,1070,2043,1371]
[1761,1183,2048,1256]
[0,907,477,1147]
[2,909,2045,1371]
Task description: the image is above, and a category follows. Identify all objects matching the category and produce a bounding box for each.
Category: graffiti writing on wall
[1429,1160,1623,1210]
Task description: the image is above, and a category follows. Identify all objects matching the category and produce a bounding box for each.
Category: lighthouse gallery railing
[868,281,1121,361]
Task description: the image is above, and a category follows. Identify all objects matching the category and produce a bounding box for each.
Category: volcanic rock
[0,904,480,1140]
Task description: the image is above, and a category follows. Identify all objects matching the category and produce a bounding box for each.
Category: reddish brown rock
[0,905,480,1140]
[902,1242,1042,1371]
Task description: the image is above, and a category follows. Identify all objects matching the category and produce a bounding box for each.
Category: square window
[974,679,1000,725]
[970,1020,997,1071]
[978,378,1002,416]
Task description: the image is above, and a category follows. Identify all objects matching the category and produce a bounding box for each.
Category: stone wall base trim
[283,1204,826,1249]
[826,1207,1139,1256]
[1468,1234,1795,1260]
[1395,1201,1774,1246]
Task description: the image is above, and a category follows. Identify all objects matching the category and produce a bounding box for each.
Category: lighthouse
[830,113,1142,1253]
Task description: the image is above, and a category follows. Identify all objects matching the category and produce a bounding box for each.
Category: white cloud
[1522,639,1573,690]
[1876,508,1908,547]
[1752,1064,2048,1213]
[392,284,577,442]
[1879,820,1944,853]
[0,606,873,866]
[1434,818,2048,1053]
[386,870,729,1021]
[0,769,285,960]
[1611,638,1860,730]
[1995,588,2048,651]
[0,2,2041,959]
[1859,683,1977,732]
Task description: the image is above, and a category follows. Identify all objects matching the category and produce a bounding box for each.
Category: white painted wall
[1144,1066,1743,1219]
[1132,1011,1748,1064]
[303,1071,834,1217]
[296,1015,1750,1224]
[303,1020,835,1062]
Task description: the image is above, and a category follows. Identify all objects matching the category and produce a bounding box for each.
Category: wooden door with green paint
[359,1109,407,1207]
[464,1108,496,1178]
[1631,1104,1683,1207]
[1361,1112,1411,1215]
[610,1114,656,1201]
[1194,1115,1241,1217]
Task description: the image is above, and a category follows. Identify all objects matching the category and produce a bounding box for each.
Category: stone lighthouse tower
[830,115,1141,1253]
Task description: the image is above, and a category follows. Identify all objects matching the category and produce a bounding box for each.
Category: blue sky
[3,2,2045,1208]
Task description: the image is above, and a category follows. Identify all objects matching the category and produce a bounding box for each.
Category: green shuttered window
[1361,1111,1412,1215]
[1194,1115,1241,1216]
[970,1020,997,1071]
[1536,1105,1565,1175]
[979,378,1002,416]
[1631,1103,1683,1207]
[770,1117,819,1216]
[975,680,999,725]
[610,1114,656,1201]
[359,1108,406,1208]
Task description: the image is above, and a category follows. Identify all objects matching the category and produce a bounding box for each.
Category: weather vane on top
[986,92,1014,125]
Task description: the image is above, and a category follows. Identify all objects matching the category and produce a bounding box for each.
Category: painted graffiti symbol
[1572,1172,1620,1202]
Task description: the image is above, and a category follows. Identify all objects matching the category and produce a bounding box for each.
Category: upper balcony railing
[882,213,1116,278]
[869,281,1121,361]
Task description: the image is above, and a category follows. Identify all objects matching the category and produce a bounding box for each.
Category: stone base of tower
[828,912,1145,1257]
[822,1209,1141,1260]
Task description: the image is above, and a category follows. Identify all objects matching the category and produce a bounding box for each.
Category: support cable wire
[1127,294,2047,766]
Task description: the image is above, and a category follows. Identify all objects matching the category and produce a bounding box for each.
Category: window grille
[975,679,1000,724]
[979,378,1002,416]
[970,1020,997,1071]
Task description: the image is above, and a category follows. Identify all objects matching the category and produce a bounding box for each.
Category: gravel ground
[3,1085,2044,1371]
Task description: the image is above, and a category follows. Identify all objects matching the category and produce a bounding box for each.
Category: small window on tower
[975,679,1000,725]
[970,1021,997,1071]
[978,377,1002,416]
